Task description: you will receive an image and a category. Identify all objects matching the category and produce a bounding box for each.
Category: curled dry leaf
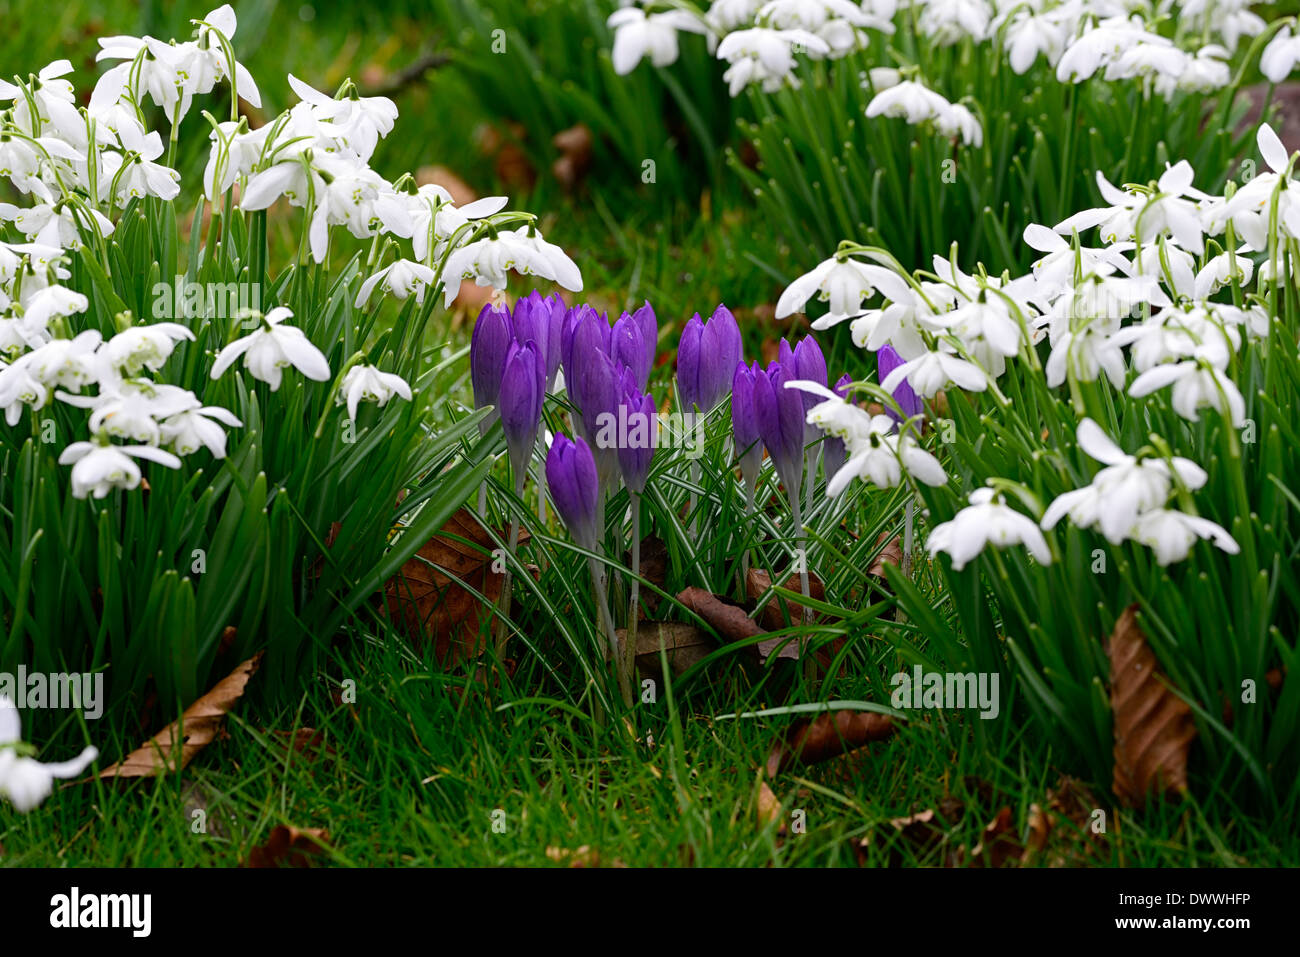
[98,654,263,779]
[552,123,593,191]
[677,585,797,664]
[756,778,785,834]
[1108,604,1196,808]
[245,825,330,868]
[382,508,530,665]
[766,709,895,777]
[869,533,903,580]
[966,806,1022,868]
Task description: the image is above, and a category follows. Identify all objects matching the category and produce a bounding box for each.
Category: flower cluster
[780,121,1300,571]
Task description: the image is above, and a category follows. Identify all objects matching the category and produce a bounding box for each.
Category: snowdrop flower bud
[210,307,330,391]
[337,365,412,425]
[0,696,98,813]
[499,340,546,482]
[470,303,513,416]
[927,488,1051,571]
[546,434,601,550]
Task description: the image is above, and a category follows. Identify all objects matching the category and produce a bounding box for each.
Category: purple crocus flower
[546,434,601,550]
[470,303,513,417]
[877,344,922,424]
[569,319,621,488]
[561,305,608,388]
[753,361,806,498]
[791,335,828,441]
[677,304,743,412]
[823,373,853,483]
[631,300,658,367]
[615,367,656,495]
[611,311,651,392]
[498,339,546,484]
[732,361,763,490]
[510,291,563,387]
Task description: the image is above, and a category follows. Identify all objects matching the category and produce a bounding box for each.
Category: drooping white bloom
[776,255,911,320]
[716,27,830,94]
[103,323,194,375]
[916,0,992,46]
[287,74,397,161]
[0,696,98,812]
[1132,508,1240,566]
[608,8,706,75]
[160,404,243,457]
[1127,347,1247,426]
[58,441,182,498]
[927,487,1051,570]
[210,307,331,390]
[441,227,582,307]
[1261,25,1300,83]
[355,259,437,307]
[880,348,988,397]
[1040,418,1207,545]
[338,365,412,423]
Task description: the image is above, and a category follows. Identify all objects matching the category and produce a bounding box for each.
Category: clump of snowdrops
[0,6,581,731]
[779,120,1300,806]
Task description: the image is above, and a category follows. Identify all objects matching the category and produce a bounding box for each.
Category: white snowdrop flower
[1155,45,1230,98]
[916,0,992,45]
[0,696,98,813]
[1128,347,1247,427]
[709,0,766,33]
[933,294,1023,374]
[880,347,988,397]
[1194,248,1254,299]
[160,404,243,458]
[1178,0,1263,53]
[338,365,412,423]
[0,134,80,199]
[1108,306,1238,373]
[716,27,830,94]
[441,227,582,307]
[1204,124,1300,249]
[1105,40,1188,83]
[1040,419,1207,545]
[98,131,181,202]
[608,8,706,75]
[999,8,1073,74]
[405,185,508,262]
[23,330,103,392]
[305,154,412,263]
[103,322,194,375]
[0,201,115,250]
[210,306,331,391]
[1046,317,1128,390]
[935,101,983,147]
[1132,509,1239,566]
[94,36,194,123]
[1261,25,1300,83]
[776,255,911,320]
[865,79,953,125]
[202,120,270,200]
[356,259,437,307]
[0,60,81,141]
[1022,223,1131,289]
[287,74,397,161]
[0,356,49,424]
[16,285,88,329]
[58,441,182,498]
[928,487,1051,570]
[1055,14,1169,83]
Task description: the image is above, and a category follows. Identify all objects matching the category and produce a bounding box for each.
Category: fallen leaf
[382,508,529,664]
[552,123,593,190]
[1108,604,1196,808]
[245,825,330,868]
[545,845,606,867]
[416,164,478,207]
[756,778,784,833]
[868,533,903,579]
[98,654,262,778]
[267,728,332,764]
[476,122,535,192]
[745,568,825,631]
[618,622,717,679]
[967,806,1022,868]
[766,709,895,777]
[676,585,797,664]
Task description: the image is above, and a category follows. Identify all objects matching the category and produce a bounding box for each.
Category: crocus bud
[631,300,658,367]
[611,311,651,391]
[823,373,853,483]
[570,320,621,488]
[470,303,513,416]
[542,293,567,390]
[677,304,743,412]
[561,305,608,388]
[499,339,545,483]
[877,344,922,424]
[546,434,601,550]
[510,291,551,372]
[616,369,656,495]
[732,360,762,491]
[793,335,828,441]
[753,361,805,498]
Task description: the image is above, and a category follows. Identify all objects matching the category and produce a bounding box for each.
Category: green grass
[7,630,1294,866]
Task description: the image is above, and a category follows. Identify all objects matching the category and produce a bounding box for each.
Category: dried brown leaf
[766,709,895,777]
[98,654,262,779]
[245,825,330,868]
[1108,605,1196,808]
[618,622,717,679]
[745,568,825,631]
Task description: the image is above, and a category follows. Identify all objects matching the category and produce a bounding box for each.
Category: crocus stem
[493,474,525,662]
[789,485,814,687]
[689,459,700,540]
[627,492,642,701]
[535,432,548,527]
[589,554,632,709]
[741,479,755,581]
[477,481,487,516]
